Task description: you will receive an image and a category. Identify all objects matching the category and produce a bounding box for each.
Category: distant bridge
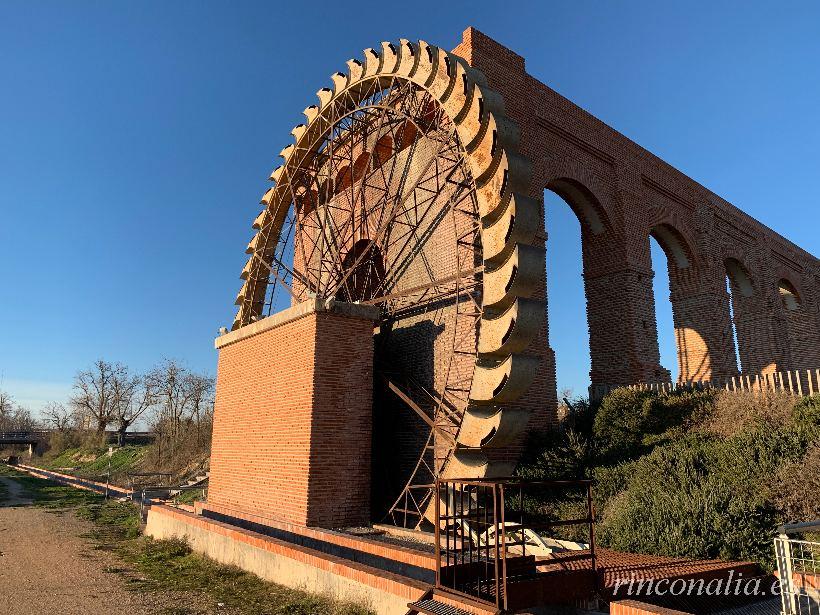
[0,430,50,446]
[0,430,156,451]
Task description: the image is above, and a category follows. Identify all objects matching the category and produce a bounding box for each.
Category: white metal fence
[591,368,820,401]
[776,521,820,615]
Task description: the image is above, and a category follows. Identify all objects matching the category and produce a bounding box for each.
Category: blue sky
[1,2,818,410]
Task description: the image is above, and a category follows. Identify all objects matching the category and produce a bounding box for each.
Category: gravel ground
[0,476,235,615]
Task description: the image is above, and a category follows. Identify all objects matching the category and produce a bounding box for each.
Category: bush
[593,388,713,460]
[46,430,84,456]
[598,435,781,568]
[516,387,820,569]
[642,389,713,434]
[793,395,820,430]
[592,389,653,459]
[516,429,593,482]
[769,443,820,524]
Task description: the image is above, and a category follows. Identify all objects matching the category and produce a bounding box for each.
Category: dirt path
[0,477,228,615]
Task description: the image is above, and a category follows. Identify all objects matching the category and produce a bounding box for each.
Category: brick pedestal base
[207,299,378,528]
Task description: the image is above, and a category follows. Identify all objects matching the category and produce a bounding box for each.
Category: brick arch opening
[335,239,386,303]
[546,177,607,235]
[726,258,755,297]
[650,223,692,270]
[779,278,802,311]
[724,258,756,373]
[776,276,819,370]
[648,234,679,380]
[646,224,735,382]
[543,178,614,396]
[543,188,590,397]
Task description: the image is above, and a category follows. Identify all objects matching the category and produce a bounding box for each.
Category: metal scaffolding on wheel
[232,39,547,537]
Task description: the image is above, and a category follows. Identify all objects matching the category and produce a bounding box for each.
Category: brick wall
[208,300,376,528]
[455,27,819,386]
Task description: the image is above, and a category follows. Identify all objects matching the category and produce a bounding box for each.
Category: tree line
[2,359,215,446]
[0,390,37,432]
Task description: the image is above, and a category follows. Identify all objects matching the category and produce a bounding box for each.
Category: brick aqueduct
[209,28,820,528]
[449,29,820,389]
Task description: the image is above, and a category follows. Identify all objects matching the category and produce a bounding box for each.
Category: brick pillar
[669,267,738,382]
[583,231,670,387]
[207,299,378,528]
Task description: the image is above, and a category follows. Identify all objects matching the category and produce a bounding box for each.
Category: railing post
[500,482,508,612]
[775,534,795,615]
[493,484,500,609]
[434,478,441,589]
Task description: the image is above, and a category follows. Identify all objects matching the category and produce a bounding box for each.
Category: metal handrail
[435,477,597,611]
[780,520,820,536]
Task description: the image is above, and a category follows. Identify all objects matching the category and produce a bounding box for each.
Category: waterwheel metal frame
[232,39,545,527]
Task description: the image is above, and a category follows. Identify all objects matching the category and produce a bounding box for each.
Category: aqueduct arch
[453,27,819,391]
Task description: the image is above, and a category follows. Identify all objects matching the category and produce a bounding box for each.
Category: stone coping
[198,501,436,573]
[147,504,428,600]
[215,298,380,349]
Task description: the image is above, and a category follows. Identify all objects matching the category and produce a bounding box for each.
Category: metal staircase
[169,471,209,498]
[406,588,500,615]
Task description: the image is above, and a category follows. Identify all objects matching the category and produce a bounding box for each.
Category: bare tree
[146,359,193,440]
[43,401,73,432]
[11,406,36,431]
[0,391,37,432]
[184,372,215,446]
[0,390,14,431]
[145,360,214,460]
[70,359,124,433]
[111,370,155,445]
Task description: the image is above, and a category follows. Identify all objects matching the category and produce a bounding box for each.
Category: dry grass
[701,390,797,437]
[769,442,820,524]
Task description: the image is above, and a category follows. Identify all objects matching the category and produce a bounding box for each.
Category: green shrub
[793,395,820,430]
[592,388,653,459]
[516,388,820,570]
[516,429,593,482]
[703,390,795,437]
[769,442,820,523]
[642,389,713,434]
[597,435,780,568]
[593,388,713,460]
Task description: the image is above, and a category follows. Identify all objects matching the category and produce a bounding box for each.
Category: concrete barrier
[145,505,427,614]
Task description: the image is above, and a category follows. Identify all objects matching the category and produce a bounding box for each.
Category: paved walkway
[0,476,230,615]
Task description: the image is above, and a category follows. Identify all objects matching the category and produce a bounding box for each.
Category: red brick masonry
[208,299,379,528]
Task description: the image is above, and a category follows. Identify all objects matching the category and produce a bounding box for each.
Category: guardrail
[0,430,51,441]
[0,430,156,444]
[434,477,596,611]
[776,520,820,615]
